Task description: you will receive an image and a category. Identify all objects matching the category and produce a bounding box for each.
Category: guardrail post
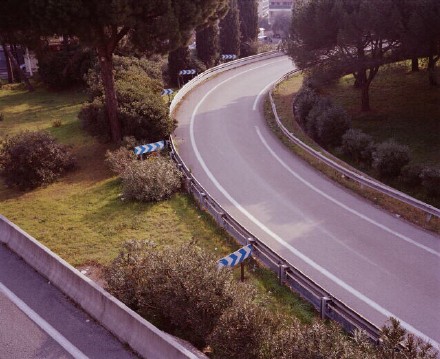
[185,176,192,191]
[426,213,432,223]
[278,263,289,285]
[320,296,332,320]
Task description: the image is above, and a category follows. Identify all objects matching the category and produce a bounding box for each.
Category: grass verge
[0,84,315,323]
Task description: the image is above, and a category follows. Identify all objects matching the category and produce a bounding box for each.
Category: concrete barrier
[0,214,207,359]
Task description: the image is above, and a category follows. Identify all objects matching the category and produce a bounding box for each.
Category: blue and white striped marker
[134,140,165,155]
[161,89,174,96]
[221,54,237,61]
[218,244,253,268]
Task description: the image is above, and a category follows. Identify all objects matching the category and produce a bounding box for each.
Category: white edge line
[188,62,440,347]
[0,282,90,359]
[252,79,279,111]
[255,127,440,258]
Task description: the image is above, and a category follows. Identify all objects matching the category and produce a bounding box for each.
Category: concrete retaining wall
[0,214,206,359]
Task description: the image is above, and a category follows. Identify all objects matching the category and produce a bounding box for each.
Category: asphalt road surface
[0,244,138,359]
[174,55,440,347]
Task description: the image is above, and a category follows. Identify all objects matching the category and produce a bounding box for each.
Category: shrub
[304,97,333,141]
[210,300,276,359]
[105,146,137,175]
[420,167,440,196]
[78,98,109,138]
[81,56,175,142]
[38,46,94,89]
[399,164,423,187]
[293,85,320,127]
[120,155,182,202]
[0,131,75,190]
[105,241,246,348]
[342,129,375,164]
[372,140,411,178]
[314,104,351,148]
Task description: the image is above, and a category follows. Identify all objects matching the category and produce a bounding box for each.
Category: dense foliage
[79,56,174,142]
[238,0,259,57]
[0,131,75,190]
[372,140,411,178]
[219,0,241,58]
[106,240,439,359]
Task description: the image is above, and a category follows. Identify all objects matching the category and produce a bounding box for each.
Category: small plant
[120,155,182,202]
[52,119,62,127]
[314,104,351,148]
[420,167,440,196]
[105,146,137,175]
[372,140,411,178]
[0,131,75,190]
[399,164,423,187]
[342,129,375,164]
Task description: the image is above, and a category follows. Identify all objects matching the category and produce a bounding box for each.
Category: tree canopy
[28,0,229,142]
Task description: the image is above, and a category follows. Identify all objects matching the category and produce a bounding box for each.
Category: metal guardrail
[168,53,382,341]
[269,70,440,222]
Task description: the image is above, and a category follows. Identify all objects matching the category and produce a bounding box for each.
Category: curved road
[174,55,440,346]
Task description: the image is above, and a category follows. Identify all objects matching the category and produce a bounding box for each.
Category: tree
[289,0,403,111]
[30,0,229,142]
[238,0,259,57]
[272,12,292,39]
[196,22,220,68]
[220,0,241,57]
[405,0,440,86]
[168,46,192,87]
[0,0,35,91]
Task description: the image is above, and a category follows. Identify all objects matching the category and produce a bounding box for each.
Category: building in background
[258,0,269,18]
[268,1,293,24]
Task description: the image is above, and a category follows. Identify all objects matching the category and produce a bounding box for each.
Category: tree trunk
[2,43,34,91]
[427,55,438,87]
[361,82,370,112]
[97,47,121,142]
[2,43,14,83]
[353,69,366,88]
[411,57,419,72]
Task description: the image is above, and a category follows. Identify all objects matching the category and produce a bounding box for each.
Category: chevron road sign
[218,244,253,268]
[179,69,196,75]
[134,140,165,155]
[161,89,174,96]
[221,54,237,60]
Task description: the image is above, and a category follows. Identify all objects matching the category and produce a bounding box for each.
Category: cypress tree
[168,46,191,87]
[220,0,241,57]
[196,22,220,68]
[237,0,259,57]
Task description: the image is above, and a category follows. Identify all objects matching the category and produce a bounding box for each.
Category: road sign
[179,69,196,75]
[218,244,253,268]
[134,140,165,155]
[161,89,174,96]
[221,54,237,60]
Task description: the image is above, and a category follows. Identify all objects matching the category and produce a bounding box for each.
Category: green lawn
[323,62,440,166]
[0,83,315,323]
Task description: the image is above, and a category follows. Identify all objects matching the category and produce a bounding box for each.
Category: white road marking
[255,126,440,258]
[189,63,440,347]
[0,282,90,359]
[252,79,279,111]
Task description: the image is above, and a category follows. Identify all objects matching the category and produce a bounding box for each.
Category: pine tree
[237,0,259,57]
[220,0,241,57]
[196,22,220,68]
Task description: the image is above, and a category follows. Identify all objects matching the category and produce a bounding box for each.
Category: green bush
[399,164,423,187]
[80,56,175,142]
[38,46,94,89]
[304,97,333,141]
[420,167,440,196]
[105,145,137,175]
[315,105,351,148]
[342,128,375,164]
[293,85,320,127]
[120,155,182,202]
[210,300,276,359]
[105,241,246,348]
[372,140,411,178]
[0,131,75,190]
